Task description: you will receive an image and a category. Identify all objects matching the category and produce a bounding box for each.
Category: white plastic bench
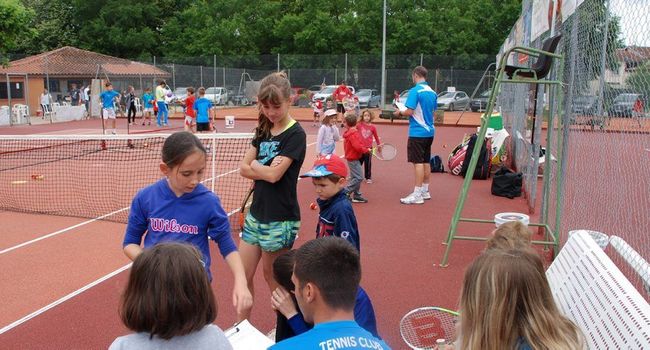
[547,230,650,348]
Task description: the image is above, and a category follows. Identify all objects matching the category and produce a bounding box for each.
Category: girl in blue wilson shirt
[122,131,252,320]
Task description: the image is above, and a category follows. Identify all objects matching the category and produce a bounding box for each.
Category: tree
[14,0,78,55]
[626,61,650,95]
[0,0,35,63]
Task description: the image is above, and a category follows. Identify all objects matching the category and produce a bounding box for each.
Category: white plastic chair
[134,97,143,116]
[547,231,650,348]
[609,235,650,295]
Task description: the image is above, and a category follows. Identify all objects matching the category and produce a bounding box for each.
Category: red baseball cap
[300,154,348,178]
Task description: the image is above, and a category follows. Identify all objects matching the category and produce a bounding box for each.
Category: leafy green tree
[0,0,35,63]
[15,0,78,54]
[626,61,650,95]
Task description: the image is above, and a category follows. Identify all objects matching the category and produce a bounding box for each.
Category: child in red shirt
[357,110,381,184]
[343,112,370,203]
[184,87,196,133]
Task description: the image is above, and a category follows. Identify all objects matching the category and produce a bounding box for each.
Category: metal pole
[213,55,217,88]
[172,63,176,90]
[596,0,610,118]
[222,67,226,87]
[153,56,156,88]
[200,66,204,87]
[24,73,30,125]
[380,0,387,109]
[344,53,348,83]
[277,53,280,72]
[46,55,51,123]
[420,53,423,66]
[7,74,12,126]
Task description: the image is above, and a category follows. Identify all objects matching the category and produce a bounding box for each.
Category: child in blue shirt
[300,154,360,251]
[271,250,379,342]
[141,87,154,126]
[122,131,252,320]
[99,82,120,134]
[193,87,214,133]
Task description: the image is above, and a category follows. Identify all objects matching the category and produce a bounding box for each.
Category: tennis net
[0,133,253,232]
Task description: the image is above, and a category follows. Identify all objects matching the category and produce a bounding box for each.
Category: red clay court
[0,108,548,349]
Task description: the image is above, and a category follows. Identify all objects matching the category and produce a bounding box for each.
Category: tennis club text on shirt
[319,336,385,350]
[149,218,199,235]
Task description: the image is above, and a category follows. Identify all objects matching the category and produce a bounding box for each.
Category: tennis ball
[310,202,317,210]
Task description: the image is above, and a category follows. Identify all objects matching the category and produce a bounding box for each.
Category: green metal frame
[439,45,565,267]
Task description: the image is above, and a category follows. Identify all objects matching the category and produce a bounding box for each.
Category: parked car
[572,95,598,116]
[470,90,491,112]
[312,85,355,103]
[308,85,324,94]
[437,91,470,111]
[356,89,381,108]
[608,93,645,118]
[204,87,229,105]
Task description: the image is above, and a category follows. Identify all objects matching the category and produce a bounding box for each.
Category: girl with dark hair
[122,131,252,320]
[110,242,232,349]
[239,72,307,320]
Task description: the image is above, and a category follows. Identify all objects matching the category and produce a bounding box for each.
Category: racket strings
[400,309,458,349]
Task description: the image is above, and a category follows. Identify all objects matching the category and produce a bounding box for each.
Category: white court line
[0,263,132,334]
[0,140,318,333]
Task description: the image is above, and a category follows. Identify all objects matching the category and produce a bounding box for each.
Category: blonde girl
[316,109,340,157]
[458,249,584,350]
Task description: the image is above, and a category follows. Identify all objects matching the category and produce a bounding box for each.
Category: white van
[204,87,229,105]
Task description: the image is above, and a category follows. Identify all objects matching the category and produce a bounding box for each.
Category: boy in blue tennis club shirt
[269,237,390,350]
[300,154,360,251]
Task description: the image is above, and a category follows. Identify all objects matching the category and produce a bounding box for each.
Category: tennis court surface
[0,119,534,349]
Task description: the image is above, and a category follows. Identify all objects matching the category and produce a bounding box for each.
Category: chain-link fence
[497,0,649,300]
[141,54,493,106]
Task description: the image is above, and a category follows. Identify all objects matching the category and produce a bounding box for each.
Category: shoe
[420,191,431,200]
[366,179,373,184]
[111,130,117,135]
[351,195,368,203]
[142,122,145,126]
[148,122,151,126]
[400,192,424,205]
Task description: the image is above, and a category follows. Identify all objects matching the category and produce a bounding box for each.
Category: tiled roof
[0,46,170,77]
[616,46,650,63]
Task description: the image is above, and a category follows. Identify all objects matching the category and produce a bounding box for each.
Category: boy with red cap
[300,154,360,251]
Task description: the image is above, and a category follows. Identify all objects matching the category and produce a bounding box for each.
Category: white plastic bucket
[494,212,530,227]
[225,115,235,128]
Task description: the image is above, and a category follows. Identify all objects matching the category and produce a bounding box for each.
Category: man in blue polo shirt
[269,237,390,350]
[394,66,437,205]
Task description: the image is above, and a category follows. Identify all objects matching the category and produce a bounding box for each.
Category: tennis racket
[400,307,459,350]
[343,96,358,111]
[370,143,397,161]
[238,186,254,232]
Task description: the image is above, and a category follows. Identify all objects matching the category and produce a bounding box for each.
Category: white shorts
[184,116,196,126]
[102,108,116,119]
[144,107,153,113]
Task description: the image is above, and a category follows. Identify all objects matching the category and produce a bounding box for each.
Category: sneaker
[351,195,368,203]
[111,130,117,135]
[420,191,431,200]
[366,179,373,184]
[400,192,424,205]
[142,122,145,126]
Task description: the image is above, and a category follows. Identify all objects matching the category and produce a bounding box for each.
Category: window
[44,79,60,92]
[0,82,25,99]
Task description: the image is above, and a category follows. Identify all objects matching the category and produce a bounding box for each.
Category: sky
[610,0,650,47]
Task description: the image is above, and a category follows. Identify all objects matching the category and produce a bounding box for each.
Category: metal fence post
[595,0,611,117]
[213,55,217,88]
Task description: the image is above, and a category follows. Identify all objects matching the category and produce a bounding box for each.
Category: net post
[211,134,217,193]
